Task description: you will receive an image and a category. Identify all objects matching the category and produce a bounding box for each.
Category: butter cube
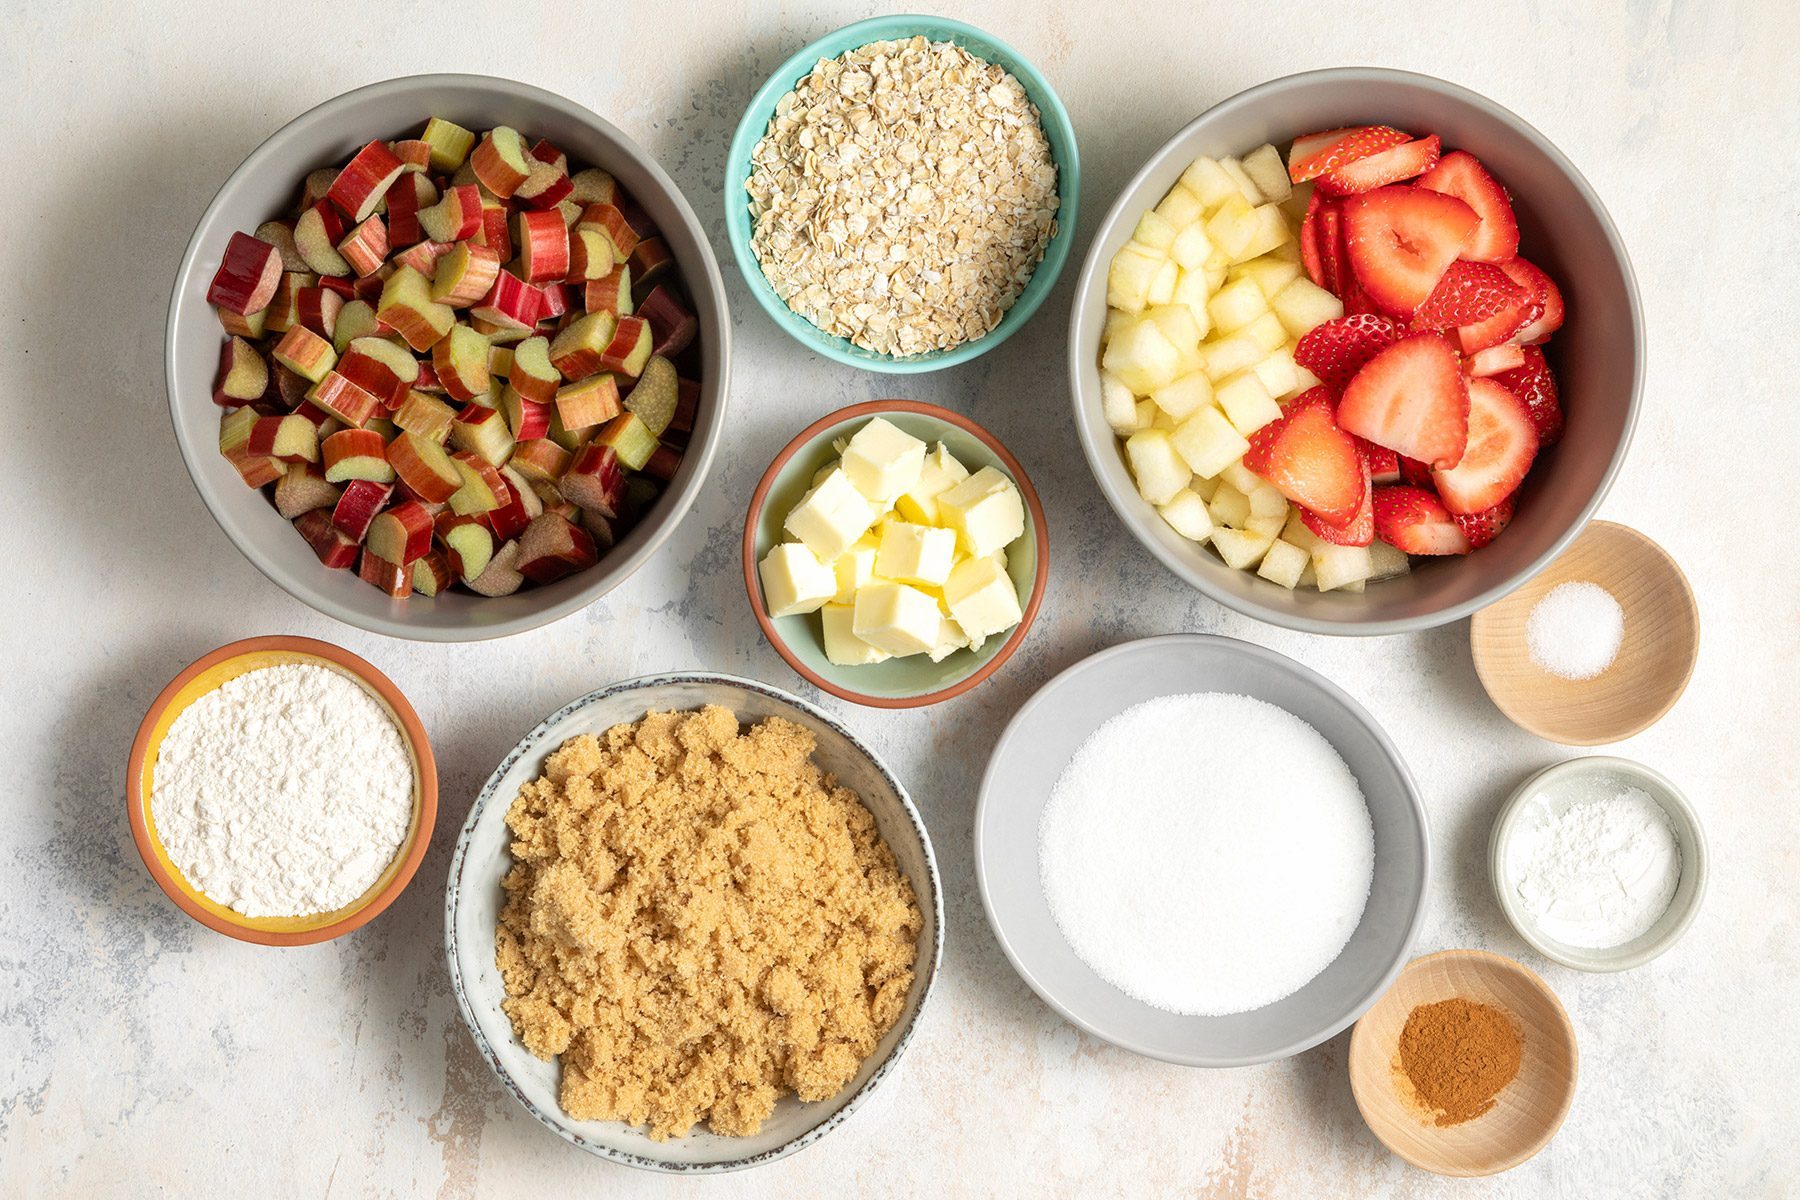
[937,466,1025,559]
[840,417,927,503]
[943,555,1023,642]
[821,603,891,665]
[758,542,836,618]
[926,614,970,663]
[876,521,957,587]
[895,442,971,525]
[832,536,879,604]
[852,582,944,657]
[783,468,878,561]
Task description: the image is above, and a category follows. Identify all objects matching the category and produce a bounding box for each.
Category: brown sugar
[1396,997,1523,1126]
[494,706,922,1140]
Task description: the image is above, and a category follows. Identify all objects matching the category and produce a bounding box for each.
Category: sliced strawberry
[1288,126,1412,183]
[1492,344,1563,445]
[1293,314,1407,392]
[1341,186,1480,315]
[1464,343,1525,377]
[1456,285,1541,352]
[1242,391,1364,526]
[1430,378,1539,514]
[1398,455,1435,488]
[1317,135,1442,197]
[1373,486,1472,555]
[1336,332,1470,469]
[1302,446,1374,546]
[1360,440,1401,484]
[1412,261,1527,331]
[1452,495,1515,549]
[1499,258,1564,344]
[1300,190,1329,288]
[1318,202,1349,296]
[1416,150,1519,263]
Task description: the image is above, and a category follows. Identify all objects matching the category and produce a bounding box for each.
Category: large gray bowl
[446,673,942,1172]
[1068,68,1642,635]
[975,635,1428,1065]
[166,74,730,641]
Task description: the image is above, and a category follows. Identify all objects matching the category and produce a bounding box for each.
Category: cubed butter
[832,536,879,604]
[926,614,970,663]
[876,521,956,587]
[840,417,927,503]
[937,466,1025,558]
[895,442,971,524]
[852,582,944,657]
[943,555,1023,642]
[821,602,891,666]
[783,467,879,561]
[758,542,836,618]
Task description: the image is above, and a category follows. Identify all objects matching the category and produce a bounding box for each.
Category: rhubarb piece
[301,168,338,209]
[376,266,455,350]
[270,462,340,518]
[271,326,337,383]
[500,386,553,440]
[477,199,512,260]
[436,512,496,581]
[358,548,412,597]
[411,549,452,596]
[595,412,657,472]
[488,345,514,379]
[367,499,435,563]
[448,450,509,515]
[421,117,476,172]
[509,438,572,483]
[643,444,682,482]
[627,237,673,289]
[384,173,437,246]
[470,270,541,332]
[529,137,567,168]
[465,539,524,597]
[337,215,389,278]
[559,443,625,517]
[514,210,570,283]
[327,141,407,223]
[294,510,359,568]
[670,377,699,442]
[430,241,502,308]
[213,336,269,406]
[271,362,311,409]
[548,311,618,380]
[254,220,306,271]
[565,228,616,282]
[387,431,462,503]
[507,336,560,403]
[207,232,283,315]
[260,271,312,335]
[294,203,352,276]
[219,407,286,487]
[331,479,394,540]
[389,139,431,172]
[306,371,381,427]
[431,325,492,401]
[392,239,455,276]
[516,158,573,210]
[575,202,638,264]
[216,304,267,339]
[418,182,483,243]
[596,315,653,377]
[536,282,573,322]
[613,190,658,239]
[553,374,622,432]
[470,126,531,198]
[581,508,616,552]
[294,286,345,339]
[321,428,393,483]
[337,337,418,408]
[393,389,457,443]
[247,413,320,463]
[583,265,633,317]
[547,407,595,453]
[622,356,678,435]
[486,465,544,541]
[570,168,616,205]
[449,402,516,468]
[516,511,598,583]
[635,287,695,357]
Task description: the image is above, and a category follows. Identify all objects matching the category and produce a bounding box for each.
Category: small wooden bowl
[127,635,437,946]
[1471,521,1698,744]
[1350,949,1577,1177]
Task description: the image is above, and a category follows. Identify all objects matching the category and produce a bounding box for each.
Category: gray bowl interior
[166,74,729,641]
[976,635,1428,1065]
[1069,68,1641,635]
[445,674,942,1172]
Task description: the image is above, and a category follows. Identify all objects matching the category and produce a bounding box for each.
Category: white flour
[151,663,414,918]
[1038,693,1374,1016]
[1506,784,1681,948]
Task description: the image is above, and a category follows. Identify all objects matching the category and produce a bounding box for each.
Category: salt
[1527,580,1624,680]
[1506,783,1681,948]
[1037,693,1374,1016]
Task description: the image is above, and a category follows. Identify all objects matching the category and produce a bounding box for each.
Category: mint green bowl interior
[751,410,1042,704]
[724,14,1080,373]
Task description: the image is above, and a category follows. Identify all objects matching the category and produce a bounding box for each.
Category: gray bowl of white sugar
[974,634,1429,1066]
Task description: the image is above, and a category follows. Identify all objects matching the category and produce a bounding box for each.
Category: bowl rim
[741,399,1050,708]
[164,72,732,642]
[973,633,1431,1066]
[442,670,945,1173]
[1487,755,1709,971]
[126,635,438,946]
[1066,66,1645,636]
[722,13,1080,373]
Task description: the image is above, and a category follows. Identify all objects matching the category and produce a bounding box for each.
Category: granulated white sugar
[1527,580,1624,680]
[1037,693,1374,1016]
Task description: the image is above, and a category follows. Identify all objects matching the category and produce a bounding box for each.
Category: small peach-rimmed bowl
[127,635,437,945]
[743,401,1049,708]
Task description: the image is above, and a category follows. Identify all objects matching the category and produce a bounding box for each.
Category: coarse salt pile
[151,664,414,918]
[1527,580,1624,680]
[1038,693,1374,1016]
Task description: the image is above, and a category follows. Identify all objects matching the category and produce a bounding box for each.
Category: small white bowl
[1489,757,1707,971]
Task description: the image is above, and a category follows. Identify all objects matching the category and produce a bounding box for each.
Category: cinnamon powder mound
[1396,998,1523,1126]
[494,706,921,1140]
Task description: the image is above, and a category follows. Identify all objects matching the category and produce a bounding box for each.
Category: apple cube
[1256,538,1310,588]
[1100,371,1143,434]
[1251,347,1302,399]
[1218,157,1265,204]
[1234,254,1302,299]
[1169,222,1215,271]
[1102,317,1182,394]
[1313,543,1375,592]
[1132,210,1179,252]
[1178,157,1239,211]
[1150,370,1214,422]
[1241,144,1292,204]
[1208,482,1251,529]
[1154,185,1205,228]
[1124,430,1189,506]
[1172,405,1250,480]
[1106,242,1164,313]
[1271,277,1345,338]
[1207,276,1268,334]
[1157,488,1215,543]
[1170,268,1214,334]
[1199,333,1264,382]
[1211,527,1274,570]
[1214,371,1283,435]
[1203,194,1258,262]
[1369,539,1413,581]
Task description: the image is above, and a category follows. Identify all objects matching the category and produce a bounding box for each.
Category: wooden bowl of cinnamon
[1348,949,1577,1176]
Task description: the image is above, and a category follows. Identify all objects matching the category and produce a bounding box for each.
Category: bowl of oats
[726,16,1078,371]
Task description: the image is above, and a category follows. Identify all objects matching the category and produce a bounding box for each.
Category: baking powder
[1506,784,1680,948]
[151,664,414,918]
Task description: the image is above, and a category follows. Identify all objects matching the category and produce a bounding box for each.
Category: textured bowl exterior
[724,14,1079,373]
[166,74,730,641]
[974,635,1429,1066]
[1068,68,1642,635]
[445,673,943,1172]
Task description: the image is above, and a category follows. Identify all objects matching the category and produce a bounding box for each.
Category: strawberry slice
[1499,258,1565,344]
[1416,151,1519,262]
[1301,446,1374,546]
[1341,186,1480,315]
[1294,313,1407,391]
[1337,332,1471,469]
[1317,135,1442,197]
[1360,440,1401,484]
[1492,344,1563,445]
[1457,287,1542,353]
[1373,486,1473,555]
[1318,202,1349,296]
[1452,495,1516,549]
[1398,455,1435,488]
[1412,261,1527,332]
[1464,343,1525,377]
[1430,378,1539,514]
[1300,190,1329,288]
[1288,126,1412,184]
[1243,391,1364,526]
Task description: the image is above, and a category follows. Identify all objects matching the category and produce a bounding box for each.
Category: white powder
[1527,580,1624,680]
[1506,783,1681,948]
[151,664,415,918]
[1038,693,1375,1016]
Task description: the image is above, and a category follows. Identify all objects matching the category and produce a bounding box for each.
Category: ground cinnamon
[1396,998,1523,1126]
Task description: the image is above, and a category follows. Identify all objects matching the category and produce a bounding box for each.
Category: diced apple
[1208,482,1252,528]
[1212,527,1274,569]
[1241,144,1292,204]
[1107,241,1164,313]
[1132,210,1180,252]
[1172,407,1250,479]
[1270,277,1345,338]
[1155,185,1205,229]
[1204,194,1258,261]
[1147,259,1179,306]
[1237,204,1293,261]
[1368,539,1413,581]
[1257,538,1309,587]
[1150,370,1214,422]
[1199,333,1264,382]
[1102,317,1182,394]
[1158,488,1215,543]
[1179,157,1239,211]
[1100,371,1142,433]
[1243,312,1290,354]
[1169,222,1214,271]
[1251,347,1301,399]
[1234,255,1302,298]
[1124,430,1190,506]
[1170,268,1214,334]
[1313,543,1375,592]
[1207,276,1269,335]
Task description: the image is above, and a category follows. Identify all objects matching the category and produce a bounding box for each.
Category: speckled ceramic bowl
[444,673,942,1173]
[742,401,1049,708]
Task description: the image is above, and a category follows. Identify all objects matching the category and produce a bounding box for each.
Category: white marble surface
[4,1,1795,1195]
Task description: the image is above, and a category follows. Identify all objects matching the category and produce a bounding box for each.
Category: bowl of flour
[128,636,437,945]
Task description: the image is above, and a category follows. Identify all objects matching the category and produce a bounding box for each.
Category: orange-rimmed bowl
[743,401,1049,708]
[127,635,437,945]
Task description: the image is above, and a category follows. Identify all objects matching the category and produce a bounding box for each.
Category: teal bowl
[724,15,1080,373]
[743,401,1049,707]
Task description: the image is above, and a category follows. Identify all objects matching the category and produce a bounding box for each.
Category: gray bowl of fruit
[1068,67,1641,635]
[167,73,729,641]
